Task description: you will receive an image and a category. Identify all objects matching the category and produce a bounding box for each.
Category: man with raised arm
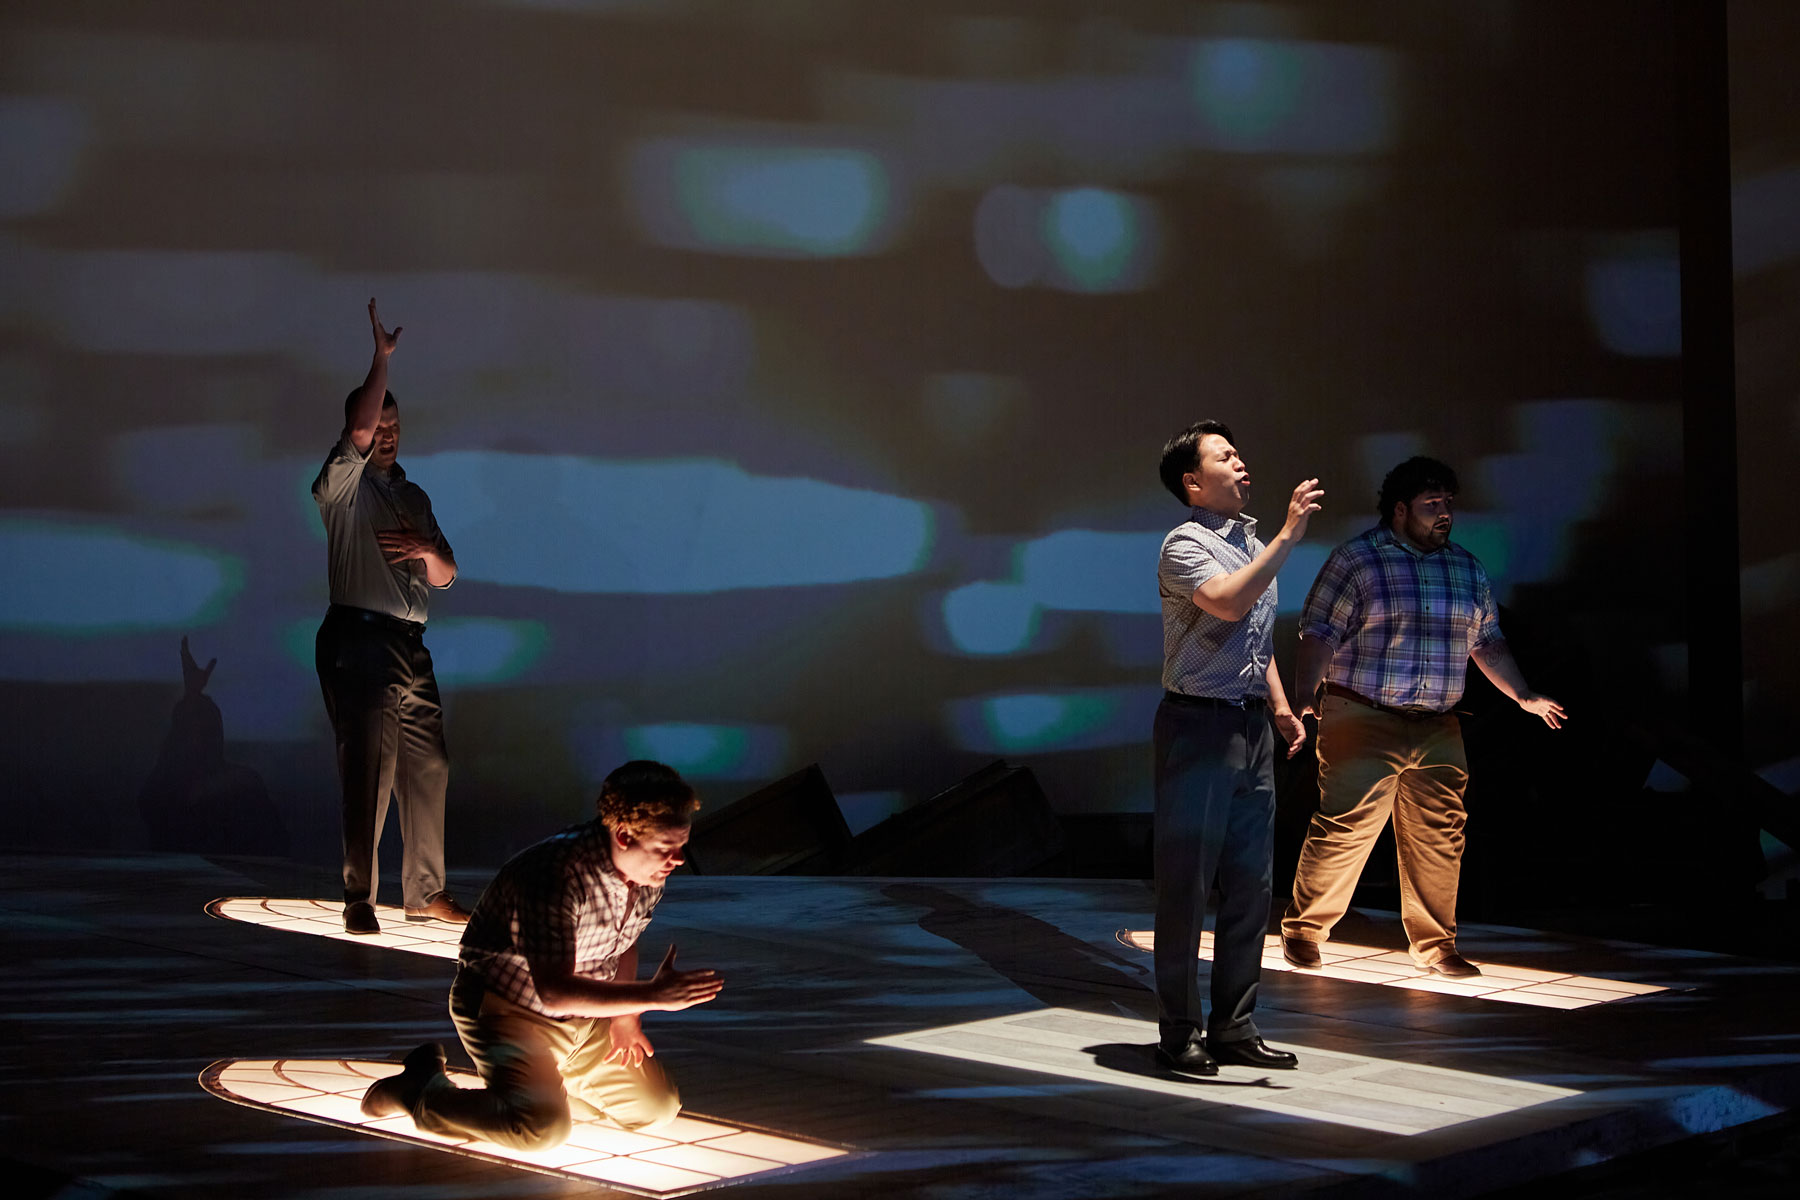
[361,761,725,1146]
[1280,456,1566,978]
[313,299,466,934]
[1152,421,1321,1076]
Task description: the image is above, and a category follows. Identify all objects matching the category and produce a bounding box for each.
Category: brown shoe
[404,894,471,924]
[1281,937,1322,969]
[360,1043,447,1118]
[1426,953,1481,978]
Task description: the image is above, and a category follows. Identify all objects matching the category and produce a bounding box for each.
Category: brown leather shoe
[404,894,471,924]
[344,902,380,935]
[1282,937,1322,969]
[1426,953,1481,978]
[360,1043,447,1118]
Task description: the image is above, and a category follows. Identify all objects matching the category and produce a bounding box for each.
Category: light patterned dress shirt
[1159,506,1274,700]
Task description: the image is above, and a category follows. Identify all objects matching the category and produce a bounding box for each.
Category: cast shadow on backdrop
[138,637,287,857]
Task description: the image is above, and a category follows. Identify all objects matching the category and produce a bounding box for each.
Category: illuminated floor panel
[202,1058,849,1197]
[206,897,463,958]
[1116,930,1669,1008]
[869,1008,1579,1136]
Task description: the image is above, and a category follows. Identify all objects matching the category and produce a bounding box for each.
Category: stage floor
[4,851,1799,1198]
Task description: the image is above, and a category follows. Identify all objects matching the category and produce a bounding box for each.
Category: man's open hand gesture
[1281,477,1325,542]
[646,945,723,1012]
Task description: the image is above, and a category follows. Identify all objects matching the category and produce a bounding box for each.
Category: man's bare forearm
[347,350,388,451]
[1193,530,1301,621]
[1471,639,1528,701]
[1294,635,1333,711]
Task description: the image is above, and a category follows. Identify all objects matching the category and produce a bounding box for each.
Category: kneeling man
[363,760,724,1147]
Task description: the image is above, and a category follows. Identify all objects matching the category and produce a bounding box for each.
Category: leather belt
[1325,683,1443,720]
[1163,691,1266,712]
[327,604,425,637]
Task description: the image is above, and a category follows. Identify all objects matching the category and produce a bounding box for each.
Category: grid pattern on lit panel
[1114,930,1668,1009]
[205,897,464,959]
[870,1008,1580,1136]
[201,1059,848,1197]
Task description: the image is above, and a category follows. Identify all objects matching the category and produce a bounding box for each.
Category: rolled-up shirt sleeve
[419,497,456,589]
[1298,544,1359,649]
[311,433,371,509]
[1469,562,1503,651]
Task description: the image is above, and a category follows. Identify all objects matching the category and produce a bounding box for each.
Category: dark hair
[596,760,700,838]
[1377,456,1459,526]
[1158,420,1236,504]
[343,389,398,427]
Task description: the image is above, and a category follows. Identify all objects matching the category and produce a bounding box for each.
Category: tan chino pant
[411,970,681,1151]
[1282,693,1469,968]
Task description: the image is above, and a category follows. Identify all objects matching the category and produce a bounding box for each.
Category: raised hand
[646,945,724,1012]
[180,636,216,697]
[1519,694,1567,730]
[1281,477,1324,541]
[369,297,401,357]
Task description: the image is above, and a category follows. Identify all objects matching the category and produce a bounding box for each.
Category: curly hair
[1376,456,1459,527]
[596,760,700,838]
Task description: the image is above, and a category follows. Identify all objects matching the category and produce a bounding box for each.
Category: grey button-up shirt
[312,433,453,623]
[1159,506,1274,700]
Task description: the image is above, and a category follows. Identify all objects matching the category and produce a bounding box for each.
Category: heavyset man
[1152,420,1321,1075]
[360,760,724,1147]
[1281,456,1566,976]
[313,300,467,934]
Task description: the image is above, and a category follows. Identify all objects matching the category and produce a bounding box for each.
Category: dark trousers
[1152,697,1276,1046]
[315,609,448,910]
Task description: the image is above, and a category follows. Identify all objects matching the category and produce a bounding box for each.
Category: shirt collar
[1374,524,1440,558]
[1191,506,1257,540]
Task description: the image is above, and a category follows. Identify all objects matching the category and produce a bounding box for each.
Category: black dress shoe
[1206,1036,1299,1069]
[344,902,380,935]
[360,1042,447,1118]
[1155,1034,1218,1076]
[1426,953,1481,978]
[1282,937,1322,969]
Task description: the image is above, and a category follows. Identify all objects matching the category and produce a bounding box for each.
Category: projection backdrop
[1,1,1701,866]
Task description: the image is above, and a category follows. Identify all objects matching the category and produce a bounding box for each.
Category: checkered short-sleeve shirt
[458,820,661,1017]
[1159,507,1274,700]
[1298,526,1503,712]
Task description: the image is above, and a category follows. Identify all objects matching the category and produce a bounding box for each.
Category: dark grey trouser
[408,970,680,1150]
[315,608,448,910]
[1152,697,1276,1047]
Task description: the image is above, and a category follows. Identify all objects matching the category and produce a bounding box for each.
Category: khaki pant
[1282,693,1469,968]
[410,970,681,1151]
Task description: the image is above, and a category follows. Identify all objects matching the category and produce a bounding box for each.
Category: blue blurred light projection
[941,530,1160,655]
[941,581,1040,656]
[628,138,897,257]
[1585,235,1681,357]
[976,186,1163,292]
[1190,39,1396,156]
[0,96,89,220]
[424,618,550,685]
[425,453,933,593]
[947,686,1161,754]
[0,519,243,634]
[623,722,789,781]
